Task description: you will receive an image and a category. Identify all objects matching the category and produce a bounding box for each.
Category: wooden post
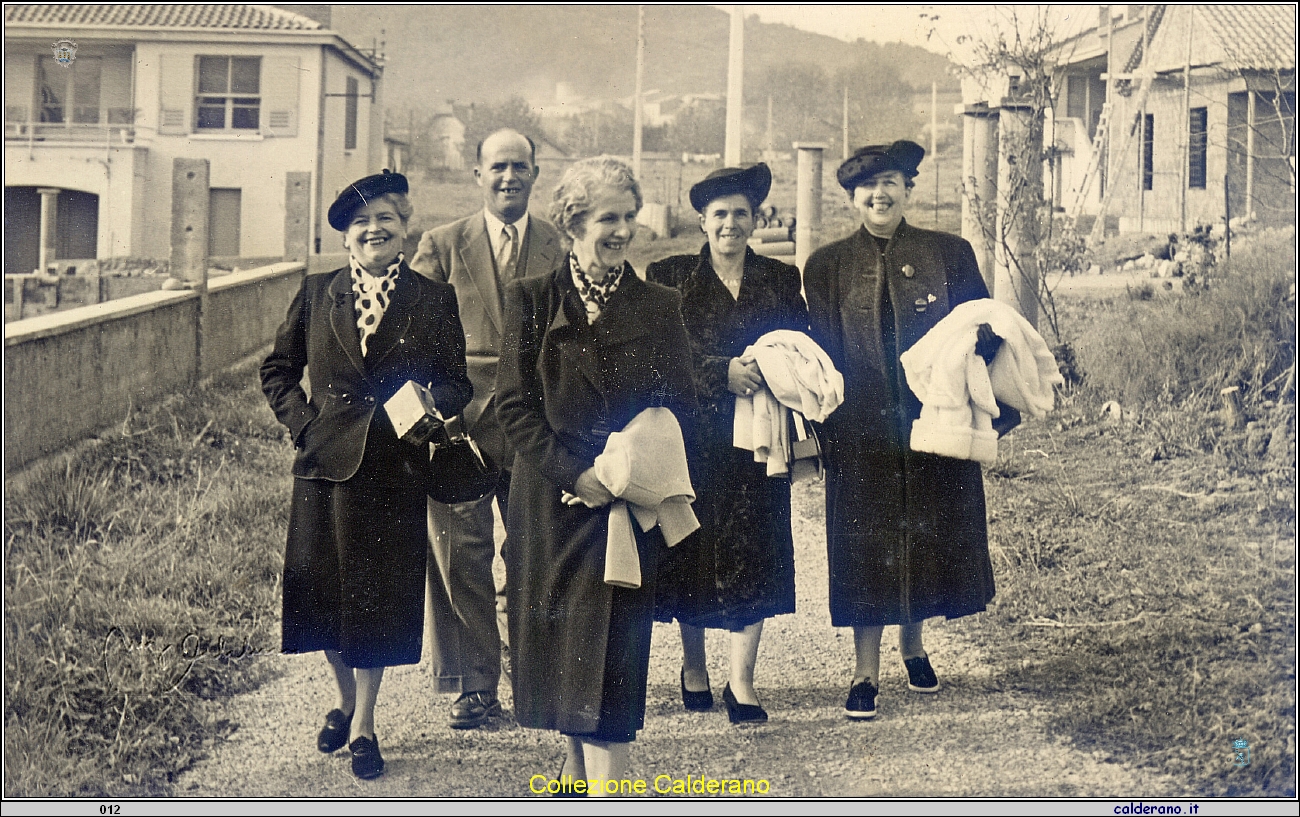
[724,5,744,165]
[1246,90,1256,219]
[842,86,849,161]
[1220,386,1245,429]
[1180,20,1193,232]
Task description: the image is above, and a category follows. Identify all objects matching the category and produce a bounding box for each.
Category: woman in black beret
[261,171,472,779]
[804,141,1007,721]
[648,163,807,725]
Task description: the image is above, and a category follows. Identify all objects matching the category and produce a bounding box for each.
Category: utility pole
[842,86,849,160]
[633,5,645,179]
[932,80,939,227]
[725,5,744,165]
[766,95,774,156]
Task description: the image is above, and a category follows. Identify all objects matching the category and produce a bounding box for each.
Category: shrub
[1078,229,1296,411]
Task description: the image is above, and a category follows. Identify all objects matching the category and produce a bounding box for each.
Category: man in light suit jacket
[410,128,563,729]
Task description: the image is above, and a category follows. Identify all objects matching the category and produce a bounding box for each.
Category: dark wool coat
[496,263,696,740]
[647,245,807,630]
[804,220,996,627]
[260,264,472,666]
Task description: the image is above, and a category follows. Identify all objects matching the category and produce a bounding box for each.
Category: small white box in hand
[385,380,444,445]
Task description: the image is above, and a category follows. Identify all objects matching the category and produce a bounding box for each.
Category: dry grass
[4,361,288,796]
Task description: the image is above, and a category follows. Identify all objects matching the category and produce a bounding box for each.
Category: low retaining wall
[4,262,305,472]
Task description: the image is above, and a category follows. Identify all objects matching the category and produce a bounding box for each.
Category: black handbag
[426,416,498,504]
[385,381,497,503]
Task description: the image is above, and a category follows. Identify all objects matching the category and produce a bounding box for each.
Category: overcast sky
[731,4,1096,62]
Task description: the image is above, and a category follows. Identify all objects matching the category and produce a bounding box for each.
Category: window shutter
[261,55,299,137]
[157,53,191,134]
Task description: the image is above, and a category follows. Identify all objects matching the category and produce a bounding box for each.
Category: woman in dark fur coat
[648,163,808,725]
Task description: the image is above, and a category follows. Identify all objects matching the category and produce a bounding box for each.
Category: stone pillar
[169,158,209,289]
[37,187,60,274]
[994,99,1040,328]
[284,172,312,262]
[169,158,209,381]
[793,142,826,273]
[959,104,999,293]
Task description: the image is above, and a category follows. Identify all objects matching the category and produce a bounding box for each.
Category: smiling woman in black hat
[804,141,1008,722]
[260,171,472,779]
[647,163,808,725]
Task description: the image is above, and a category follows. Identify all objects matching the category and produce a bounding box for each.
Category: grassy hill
[329,5,957,109]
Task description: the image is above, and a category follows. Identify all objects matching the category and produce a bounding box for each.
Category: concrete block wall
[4,262,305,472]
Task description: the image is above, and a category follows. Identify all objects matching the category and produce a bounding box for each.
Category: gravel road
[177,479,1184,798]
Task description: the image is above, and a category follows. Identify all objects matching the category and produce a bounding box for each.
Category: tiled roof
[4,4,322,31]
[1196,5,1296,71]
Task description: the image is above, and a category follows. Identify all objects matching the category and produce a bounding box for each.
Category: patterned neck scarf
[569,253,624,324]
[350,252,403,357]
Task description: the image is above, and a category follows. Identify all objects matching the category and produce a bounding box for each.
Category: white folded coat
[733,329,844,476]
[900,299,1064,464]
[593,407,700,588]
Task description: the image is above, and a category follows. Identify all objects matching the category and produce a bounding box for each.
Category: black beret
[327,169,409,231]
[836,140,926,191]
[689,163,773,213]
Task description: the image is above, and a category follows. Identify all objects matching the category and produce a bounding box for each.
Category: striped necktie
[497,223,518,280]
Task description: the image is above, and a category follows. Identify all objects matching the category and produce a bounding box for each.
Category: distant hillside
[326,5,957,109]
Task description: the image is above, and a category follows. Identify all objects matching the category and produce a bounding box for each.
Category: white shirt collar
[483,209,529,258]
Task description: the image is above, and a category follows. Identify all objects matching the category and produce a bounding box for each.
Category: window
[1141,113,1154,191]
[196,57,260,130]
[1189,107,1208,189]
[344,76,358,150]
[38,56,101,124]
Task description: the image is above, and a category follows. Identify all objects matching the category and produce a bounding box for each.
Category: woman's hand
[561,468,617,508]
[727,355,764,396]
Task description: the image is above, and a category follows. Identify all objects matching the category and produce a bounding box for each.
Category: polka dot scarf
[569,253,624,324]
[350,252,403,357]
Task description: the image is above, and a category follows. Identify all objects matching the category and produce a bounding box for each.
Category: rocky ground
[176,478,1185,799]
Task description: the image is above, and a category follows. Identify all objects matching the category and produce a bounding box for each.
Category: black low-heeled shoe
[681,668,714,712]
[721,683,768,725]
[317,708,353,753]
[350,734,384,780]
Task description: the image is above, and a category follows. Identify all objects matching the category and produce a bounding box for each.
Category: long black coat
[804,220,996,627]
[647,245,806,630]
[496,263,696,739]
[260,263,472,666]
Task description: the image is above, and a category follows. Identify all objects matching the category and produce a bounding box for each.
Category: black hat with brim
[836,140,925,191]
[689,163,773,213]
[328,170,409,231]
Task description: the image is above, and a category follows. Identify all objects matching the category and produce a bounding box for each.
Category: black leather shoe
[904,655,940,693]
[721,683,768,725]
[681,668,714,712]
[317,708,353,753]
[449,691,501,730]
[349,734,384,780]
[845,679,878,720]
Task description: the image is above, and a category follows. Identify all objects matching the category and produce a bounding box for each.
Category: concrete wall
[4,261,304,472]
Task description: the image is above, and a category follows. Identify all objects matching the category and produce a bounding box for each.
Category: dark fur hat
[688,163,773,213]
[836,141,925,191]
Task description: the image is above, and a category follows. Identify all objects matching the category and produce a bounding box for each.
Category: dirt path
[177,480,1185,798]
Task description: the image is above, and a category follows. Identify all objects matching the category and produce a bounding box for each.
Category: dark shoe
[904,655,940,693]
[845,679,878,720]
[721,683,768,725]
[349,734,384,780]
[681,668,714,712]
[317,708,353,753]
[449,690,501,730]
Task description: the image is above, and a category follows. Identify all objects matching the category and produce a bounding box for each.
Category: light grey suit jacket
[410,212,563,468]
